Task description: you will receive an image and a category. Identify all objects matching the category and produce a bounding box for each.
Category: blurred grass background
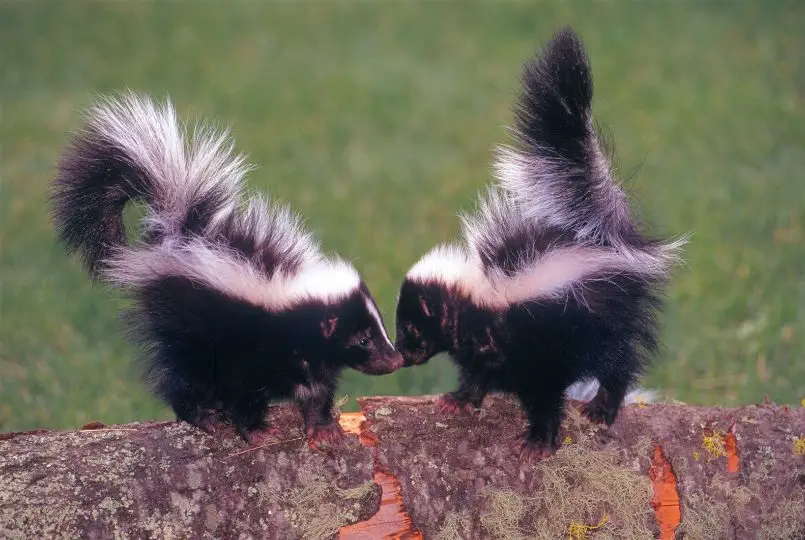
[1,1,803,432]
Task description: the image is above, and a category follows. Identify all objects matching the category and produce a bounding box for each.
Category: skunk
[394,28,684,461]
[52,93,403,448]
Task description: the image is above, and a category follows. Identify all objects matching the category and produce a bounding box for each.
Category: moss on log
[1,396,804,539]
[0,406,379,540]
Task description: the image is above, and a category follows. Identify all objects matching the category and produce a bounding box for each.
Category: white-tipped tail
[87,92,249,238]
[52,92,249,275]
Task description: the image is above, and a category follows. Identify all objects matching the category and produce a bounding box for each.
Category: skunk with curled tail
[52,93,403,447]
[394,28,684,461]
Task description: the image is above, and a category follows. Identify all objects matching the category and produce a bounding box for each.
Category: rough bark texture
[0,406,379,540]
[362,396,805,540]
[2,396,804,539]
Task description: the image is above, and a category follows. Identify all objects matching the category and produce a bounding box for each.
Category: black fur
[396,271,662,456]
[396,28,681,460]
[51,93,403,445]
[479,221,574,276]
[134,276,398,441]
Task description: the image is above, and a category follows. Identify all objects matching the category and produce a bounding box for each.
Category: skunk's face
[394,279,449,367]
[321,285,403,376]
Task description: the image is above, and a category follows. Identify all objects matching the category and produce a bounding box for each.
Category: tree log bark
[1,396,804,539]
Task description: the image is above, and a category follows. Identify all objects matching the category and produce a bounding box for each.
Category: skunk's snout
[356,349,404,375]
[398,345,431,368]
[386,351,405,372]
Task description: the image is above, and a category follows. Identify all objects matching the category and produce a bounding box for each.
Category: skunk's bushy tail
[494,28,635,247]
[52,92,248,277]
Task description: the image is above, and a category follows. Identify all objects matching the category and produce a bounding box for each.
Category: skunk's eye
[359,338,370,348]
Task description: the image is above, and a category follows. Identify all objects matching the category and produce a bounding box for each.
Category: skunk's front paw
[188,410,225,435]
[437,393,475,414]
[519,439,558,464]
[244,425,282,447]
[306,422,344,450]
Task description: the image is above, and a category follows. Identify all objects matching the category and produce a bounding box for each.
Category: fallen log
[1,396,804,539]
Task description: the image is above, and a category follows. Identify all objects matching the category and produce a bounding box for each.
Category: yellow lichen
[793,436,805,456]
[563,435,574,446]
[568,514,608,539]
[702,430,728,462]
[693,451,700,462]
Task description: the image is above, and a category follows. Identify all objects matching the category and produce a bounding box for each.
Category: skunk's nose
[358,350,405,375]
[387,351,405,372]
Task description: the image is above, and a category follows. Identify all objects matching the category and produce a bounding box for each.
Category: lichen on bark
[2,396,804,539]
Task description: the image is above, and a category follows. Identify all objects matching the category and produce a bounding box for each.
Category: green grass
[1,1,803,432]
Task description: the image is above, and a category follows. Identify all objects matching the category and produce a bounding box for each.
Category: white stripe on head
[406,243,497,304]
[363,294,394,348]
[103,240,361,311]
[406,244,476,289]
[288,258,362,307]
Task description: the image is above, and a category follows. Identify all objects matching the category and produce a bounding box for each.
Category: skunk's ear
[419,295,432,317]
[321,314,338,338]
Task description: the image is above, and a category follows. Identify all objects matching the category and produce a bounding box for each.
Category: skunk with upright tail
[52,93,403,447]
[394,28,685,461]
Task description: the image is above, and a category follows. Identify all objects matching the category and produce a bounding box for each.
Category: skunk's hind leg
[581,349,639,426]
[581,372,629,425]
[438,362,488,414]
[518,385,566,463]
[158,374,222,434]
[228,395,277,446]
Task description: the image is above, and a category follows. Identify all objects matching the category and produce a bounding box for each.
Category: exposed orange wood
[338,412,423,540]
[648,444,681,540]
[338,412,365,439]
[723,423,740,474]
